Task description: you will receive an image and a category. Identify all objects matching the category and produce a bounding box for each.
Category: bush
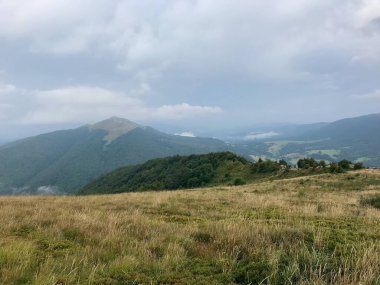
[329,163,343,173]
[353,162,364,170]
[233,178,246,186]
[279,159,289,168]
[252,159,281,173]
[338,160,352,170]
[297,158,318,169]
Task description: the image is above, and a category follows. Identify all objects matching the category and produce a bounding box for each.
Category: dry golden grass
[0,170,379,284]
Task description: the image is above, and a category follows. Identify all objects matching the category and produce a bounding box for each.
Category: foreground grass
[0,170,379,284]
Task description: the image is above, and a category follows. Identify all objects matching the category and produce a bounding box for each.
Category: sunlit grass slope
[0,170,379,284]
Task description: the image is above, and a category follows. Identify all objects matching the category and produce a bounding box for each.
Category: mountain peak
[90,117,141,143]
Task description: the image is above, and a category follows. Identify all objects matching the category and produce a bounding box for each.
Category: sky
[0,0,380,140]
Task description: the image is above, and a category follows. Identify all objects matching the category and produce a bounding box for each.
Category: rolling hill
[236,113,380,166]
[0,117,228,195]
[302,113,380,141]
[1,113,379,195]
[80,152,285,195]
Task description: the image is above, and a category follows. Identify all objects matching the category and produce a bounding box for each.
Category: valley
[234,114,380,167]
[1,113,379,195]
[2,2,380,284]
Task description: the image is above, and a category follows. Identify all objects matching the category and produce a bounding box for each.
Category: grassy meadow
[0,170,379,284]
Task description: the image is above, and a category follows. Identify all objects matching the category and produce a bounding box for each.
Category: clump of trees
[82,151,367,195]
[297,158,324,169]
[296,158,364,173]
[251,158,282,173]
[82,152,258,194]
[353,162,364,170]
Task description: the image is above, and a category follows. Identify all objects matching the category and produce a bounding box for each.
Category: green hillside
[0,118,228,195]
[1,113,379,195]
[80,152,283,195]
[0,127,93,193]
[236,113,380,166]
[303,113,380,141]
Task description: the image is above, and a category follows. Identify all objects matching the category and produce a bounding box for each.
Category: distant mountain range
[0,113,379,195]
[236,113,380,166]
[0,117,227,195]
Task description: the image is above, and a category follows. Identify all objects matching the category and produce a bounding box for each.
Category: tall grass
[0,170,379,284]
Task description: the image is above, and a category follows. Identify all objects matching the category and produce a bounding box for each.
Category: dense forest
[80,152,281,194]
[80,152,360,195]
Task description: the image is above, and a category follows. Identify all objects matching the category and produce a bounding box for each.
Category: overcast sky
[0,0,380,140]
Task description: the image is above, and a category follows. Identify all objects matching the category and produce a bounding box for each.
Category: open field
[0,170,379,284]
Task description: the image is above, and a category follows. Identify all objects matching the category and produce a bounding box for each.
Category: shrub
[297,158,318,169]
[233,178,246,186]
[279,159,289,168]
[353,162,364,170]
[338,159,352,170]
[252,159,281,173]
[329,163,343,173]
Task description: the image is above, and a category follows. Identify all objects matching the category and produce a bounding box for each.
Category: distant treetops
[296,157,364,173]
[80,152,364,195]
[81,152,287,194]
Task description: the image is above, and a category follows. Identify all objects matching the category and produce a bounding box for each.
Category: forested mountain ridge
[0,118,228,195]
[80,152,283,195]
[0,113,379,195]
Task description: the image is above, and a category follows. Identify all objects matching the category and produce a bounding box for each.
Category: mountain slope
[235,113,380,166]
[0,118,228,195]
[80,152,282,195]
[295,113,380,164]
[302,113,380,141]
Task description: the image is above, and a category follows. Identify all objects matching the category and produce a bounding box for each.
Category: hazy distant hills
[0,113,379,195]
[230,122,329,141]
[0,117,227,195]
[301,113,380,141]
[237,113,380,166]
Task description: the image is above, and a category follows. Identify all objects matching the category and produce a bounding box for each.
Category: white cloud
[0,103,11,110]
[12,86,222,124]
[153,103,222,120]
[353,89,380,99]
[0,83,16,94]
[244,132,279,140]
[1,0,379,79]
[0,104,11,120]
[355,0,380,27]
[37,185,61,195]
[174,131,196,137]
[0,0,113,53]
[0,0,379,132]
[0,83,23,120]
